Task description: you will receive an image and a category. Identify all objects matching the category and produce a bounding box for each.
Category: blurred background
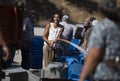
[1,0,120,27]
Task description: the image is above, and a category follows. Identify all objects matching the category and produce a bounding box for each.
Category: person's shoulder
[24,17,29,21]
[91,21,102,33]
[58,24,64,28]
[59,21,63,25]
[59,21,66,26]
[68,24,73,29]
[92,19,110,34]
[47,22,51,25]
[24,17,30,24]
[99,18,115,30]
[45,23,51,28]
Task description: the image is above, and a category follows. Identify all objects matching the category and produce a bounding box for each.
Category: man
[83,19,98,50]
[0,31,9,81]
[60,15,73,41]
[59,15,73,55]
[21,10,35,70]
[79,0,120,81]
[80,17,96,47]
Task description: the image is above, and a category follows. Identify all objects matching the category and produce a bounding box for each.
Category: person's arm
[79,48,103,81]
[0,32,9,61]
[42,23,53,47]
[83,28,91,50]
[83,39,87,50]
[55,26,64,41]
[79,22,106,81]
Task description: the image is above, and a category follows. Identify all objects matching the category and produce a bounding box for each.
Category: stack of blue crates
[30,36,44,69]
[68,38,80,52]
[66,54,83,81]
[66,54,90,81]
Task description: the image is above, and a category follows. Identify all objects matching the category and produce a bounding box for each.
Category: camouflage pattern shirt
[88,18,120,80]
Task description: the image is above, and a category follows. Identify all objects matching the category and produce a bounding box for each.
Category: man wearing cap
[79,0,120,81]
[60,15,73,41]
[59,15,73,55]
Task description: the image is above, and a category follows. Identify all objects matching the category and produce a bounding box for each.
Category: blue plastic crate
[68,63,83,81]
[66,54,89,81]
[30,36,44,69]
[31,36,44,50]
[30,50,43,56]
[68,39,80,51]
[30,56,42,69]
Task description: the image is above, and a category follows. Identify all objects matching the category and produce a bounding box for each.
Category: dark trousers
[21,48,30,70]
[3,41,31,70]
[21,41,31,70]
[2,45,16,69]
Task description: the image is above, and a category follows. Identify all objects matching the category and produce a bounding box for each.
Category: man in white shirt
[59,15,73,55]
[60,15,73,41]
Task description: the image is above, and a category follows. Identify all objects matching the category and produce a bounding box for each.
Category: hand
[56,37,60,41]
[2,46,9,61]
[48,40,54,47]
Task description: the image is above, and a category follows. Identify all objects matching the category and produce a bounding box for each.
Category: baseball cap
[62,15,69,21]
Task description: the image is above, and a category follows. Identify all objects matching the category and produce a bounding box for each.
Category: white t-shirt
[44,23,62,45]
